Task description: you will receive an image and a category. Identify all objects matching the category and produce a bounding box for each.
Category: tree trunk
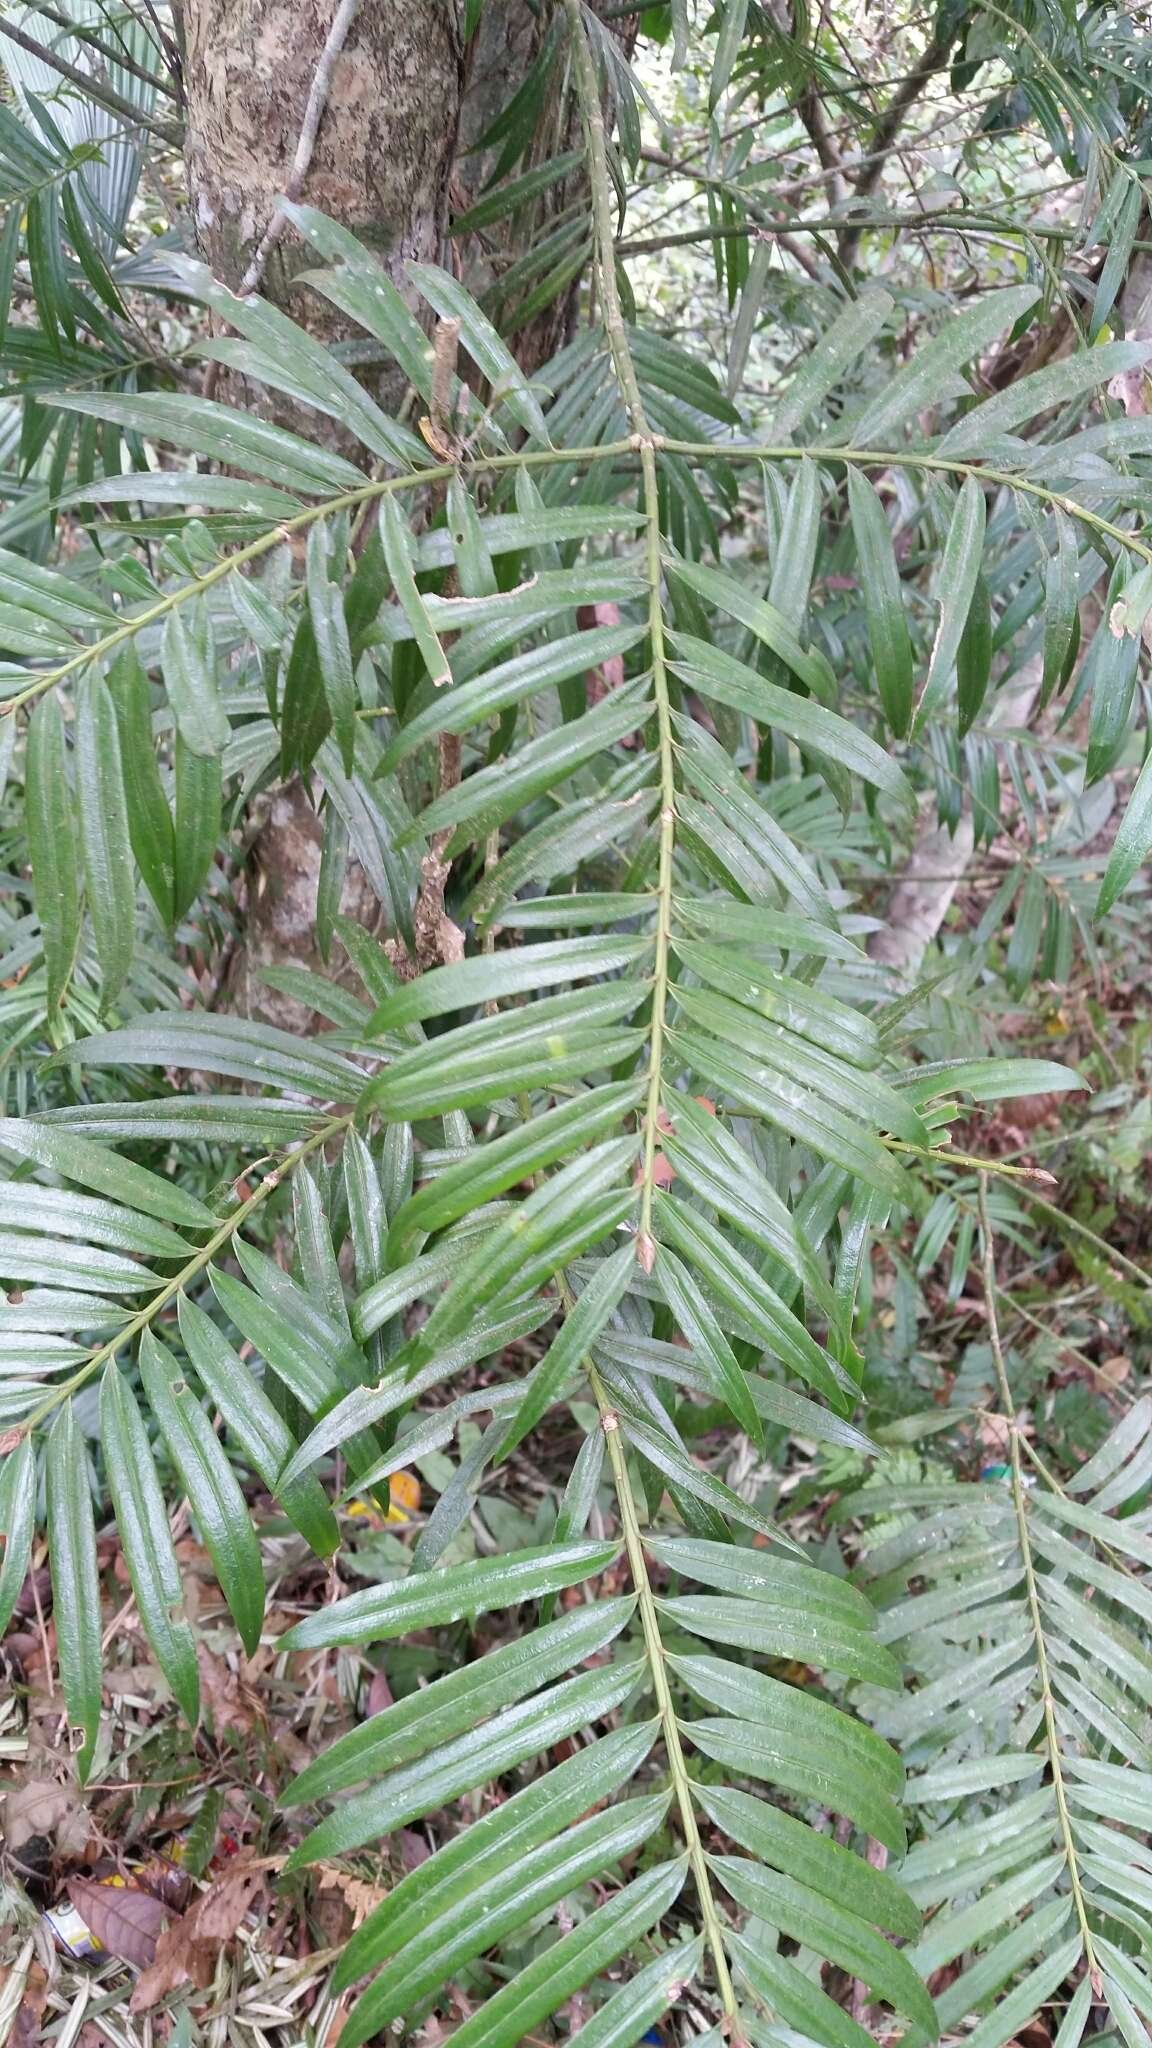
[175,0,601,1023]
[180,0,463,318]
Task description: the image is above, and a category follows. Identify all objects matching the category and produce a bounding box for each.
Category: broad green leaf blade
[685,1713,905,1851]
[0,1184,190,1259]
[849,285,1038,446]
[340,1798,670,2043]
[167,251,423,469]
[656,1089,838,1320]
[710,0,749,104]
[847,468,913,738]
[100,1363,200,1724]
[713,1857,937,2033]
[177,1296,339,1557]
[0,548,115,635]
[140,1333,265,1657]
[938,339,1152,456]
[673,940,881,1068]
[656,1243,763,1444]
[915,475,986,731]
[0,1120,215,1229]
[369,935,651,1032]
[46,1403,103,1781]
[172,735,222,921]
[292,1301,555,1468]
[280,1539,621,1650]
[375,623,646,776]
[56,473,306,516]
[732,1930,874,2048]
[379,493,451,687]
[647,1534,877,1629]
[666,557,837,705]
[670,634,913,812]
[307,523,358,773]
[0,1435,36,1636]
[46,390,367,494]
[656,1193,855,1400]
[659,1592,899,1685]
[1041,511,1080,710]
[287,1659,645,1867]
[905,1057,1082,1106]
[1086,625,1140,784]
[416,1139,637,1357]
[451,151,584,236]
[281,200,438,396]
[75,672,135,1012]
[672,1025,909,1200]
[361,985,645,1121]
[568,1940,705,2048]
[330,1721,657,1988]
[1090,180,1140,341]
[286,1596,636,1803]
[494,1240,637,1460]
[280,610,332,778]
[162,600,228,759]
[26,692,80,1016]
[108,649,175,928]
[696,1784,920,1936]
[441,1862,688,2048]
[611,1401,793,1547]
[386,1081,642,1264]
[409,684,652,850]
[0,1230,151,1293]
[63,1012,366,1097]
[767,288,893,440]
[956,568,992,738]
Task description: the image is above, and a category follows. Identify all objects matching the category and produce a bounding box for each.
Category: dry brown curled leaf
[4,1774,88,1857]
[197,1643,264,1740]
[130,1860,268,2012]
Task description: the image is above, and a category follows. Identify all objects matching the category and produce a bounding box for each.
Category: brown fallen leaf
[134,1852,192,1915]
[66,1878,170,1968]
[130,1861,267,2011]
[197,1644,263,1740]
[315,1866,388,1931]
[4,1775,88,1856]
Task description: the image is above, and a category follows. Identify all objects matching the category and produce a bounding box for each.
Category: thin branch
[0,439,636,720]
[235,0,360,299]
[18,1114,352,1434]
[9,435,1152,726]
[18,0,177,98]
[593,1371,741,2022]
[564,1,741,2033]
[563,0,675,1274]
[977,1174,1100,1984]
[0,15,182,143]
[796,84,847,206]
[618,206,1116,258]
[838,31,950,264]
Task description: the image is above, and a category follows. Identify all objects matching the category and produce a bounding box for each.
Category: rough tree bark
[179,0,463,320]
[173,1,473,1022]
[175,0,608,1024]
